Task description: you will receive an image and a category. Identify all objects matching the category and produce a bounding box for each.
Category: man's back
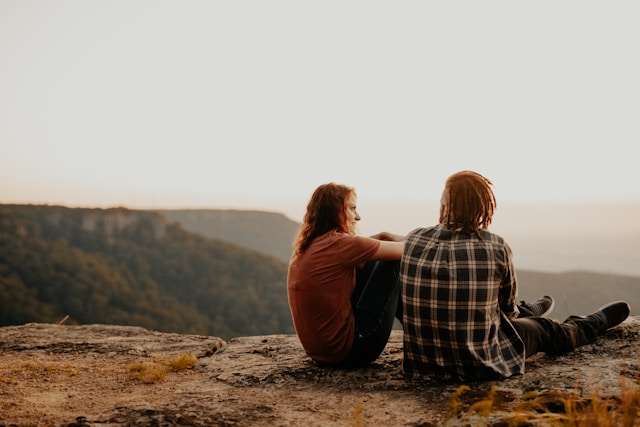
[400,223,525,380]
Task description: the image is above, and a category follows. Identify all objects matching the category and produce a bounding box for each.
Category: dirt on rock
[1,320,639,426]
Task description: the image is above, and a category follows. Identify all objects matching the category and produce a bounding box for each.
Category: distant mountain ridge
[1,204,638,337]
[0,204,293,339]
[514,269,640,321]
[158,209,299,263]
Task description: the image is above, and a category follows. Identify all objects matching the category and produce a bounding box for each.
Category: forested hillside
[158,209,299,263]
[0,204,293,339]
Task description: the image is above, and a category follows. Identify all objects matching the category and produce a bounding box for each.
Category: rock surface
[0,319,639,426]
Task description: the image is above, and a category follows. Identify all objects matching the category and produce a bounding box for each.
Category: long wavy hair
[441,170,496,236]
[292,182,355,260]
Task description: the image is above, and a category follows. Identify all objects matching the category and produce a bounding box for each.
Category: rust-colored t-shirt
[287,232,380,363]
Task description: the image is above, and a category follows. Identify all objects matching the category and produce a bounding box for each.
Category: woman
[287,182,405,368]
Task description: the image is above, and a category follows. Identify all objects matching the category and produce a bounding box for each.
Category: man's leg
[512,301,630,357]
[512,317,578,357]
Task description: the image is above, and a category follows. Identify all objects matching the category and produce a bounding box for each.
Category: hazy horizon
[2,2,638,280]
[345,200,640,278]
[2,2,639,221]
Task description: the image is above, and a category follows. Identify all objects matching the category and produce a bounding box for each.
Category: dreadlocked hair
[444,170,496,237]
[291,182,354,260]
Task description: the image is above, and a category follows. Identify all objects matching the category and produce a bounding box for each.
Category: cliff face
[1,319,638,426]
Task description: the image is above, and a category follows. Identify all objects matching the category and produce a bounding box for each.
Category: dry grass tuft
[126,353,197,384]
[444,375,640,426]
[0,361,82,384]
[448,384,471,418]
[162,353,197,371]
[0,373,17,384]
[351,396,365,427]
[126,361,169,384]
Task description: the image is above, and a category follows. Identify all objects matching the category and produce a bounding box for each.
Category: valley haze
[6,199,639,277]
[125,200,640,278]
[287,200,640,278]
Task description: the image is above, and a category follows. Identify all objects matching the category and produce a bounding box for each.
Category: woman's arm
[371,239,405,260]
[369,231,405,242]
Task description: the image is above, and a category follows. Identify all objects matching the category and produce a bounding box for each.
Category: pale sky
[2,1,639,238]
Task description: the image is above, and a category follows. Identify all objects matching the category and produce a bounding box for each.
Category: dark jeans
[333,260,401,368]
[511,315,604,357]
[516,303,539,318]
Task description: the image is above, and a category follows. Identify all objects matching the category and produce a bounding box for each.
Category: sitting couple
[286,171,630,381]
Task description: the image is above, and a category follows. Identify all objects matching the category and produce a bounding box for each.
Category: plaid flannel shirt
[400,223,526,381]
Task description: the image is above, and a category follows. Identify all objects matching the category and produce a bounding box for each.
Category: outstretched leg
[512,301,630,357]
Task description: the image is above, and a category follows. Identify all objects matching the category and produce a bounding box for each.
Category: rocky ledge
[1,318,639,426]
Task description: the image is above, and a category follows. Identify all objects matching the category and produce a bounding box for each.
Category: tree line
[0,204,294,340]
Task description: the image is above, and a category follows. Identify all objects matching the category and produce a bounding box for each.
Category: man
[400,170,630,381]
